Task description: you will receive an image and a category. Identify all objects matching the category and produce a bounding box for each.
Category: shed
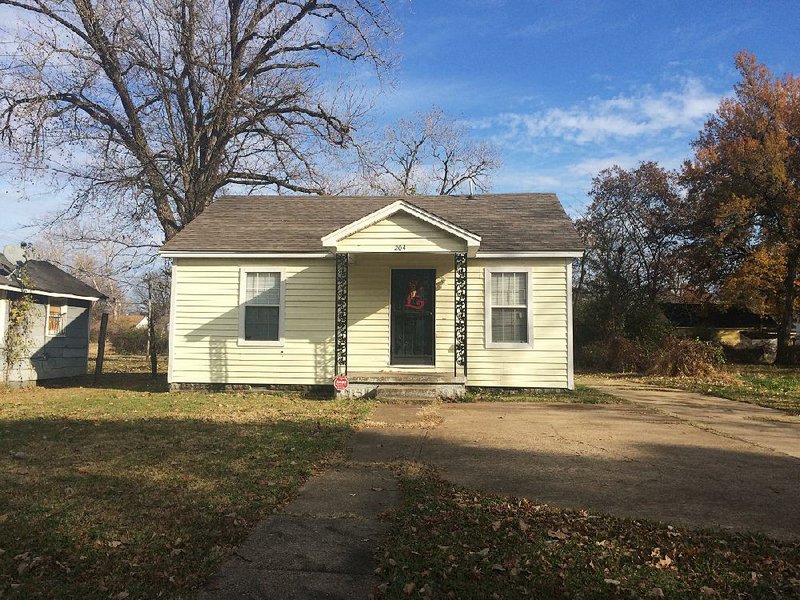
[0,254,104,385]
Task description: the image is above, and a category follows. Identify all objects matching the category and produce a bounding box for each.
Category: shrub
[605,336,650,373]
[107,327,168,355]
[648,337,725,377]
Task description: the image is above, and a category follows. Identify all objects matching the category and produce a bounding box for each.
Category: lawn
[464,384,620,404]
[630,364,800,415]
[0,357,371,598]
[375,468,800,599]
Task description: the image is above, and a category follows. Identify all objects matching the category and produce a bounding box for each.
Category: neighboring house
[660,302,777,346]
[0,252,104,385]
[160,194,583,397]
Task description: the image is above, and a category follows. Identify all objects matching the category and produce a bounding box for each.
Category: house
[0,249,104,385]
[659,302,777,346]
[160,194,583,397]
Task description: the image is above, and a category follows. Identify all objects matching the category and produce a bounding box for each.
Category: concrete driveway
[352,388,800,539]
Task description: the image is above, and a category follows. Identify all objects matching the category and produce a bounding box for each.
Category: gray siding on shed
[1,294,91,383]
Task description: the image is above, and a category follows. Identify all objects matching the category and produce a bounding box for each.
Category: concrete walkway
[199,464,399,599]
[583,377,800,459]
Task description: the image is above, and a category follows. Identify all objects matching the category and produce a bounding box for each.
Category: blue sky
[2,0,800,245]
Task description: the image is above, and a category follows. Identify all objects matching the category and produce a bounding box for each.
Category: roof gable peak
[320,200,481,250]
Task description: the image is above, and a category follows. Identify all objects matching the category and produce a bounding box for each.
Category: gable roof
[0,256,104,300]
[161,193,583,255]
[320,200,481,250]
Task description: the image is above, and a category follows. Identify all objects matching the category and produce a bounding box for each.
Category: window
[47,298,68,336]
[485,269,532,348]
[239,270,284,344]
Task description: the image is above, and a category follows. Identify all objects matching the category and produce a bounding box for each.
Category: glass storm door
[390,269,436,365]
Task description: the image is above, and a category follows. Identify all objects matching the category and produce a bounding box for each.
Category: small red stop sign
[333,375,349,391]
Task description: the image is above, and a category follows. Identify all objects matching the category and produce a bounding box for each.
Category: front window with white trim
[239,270,284,344]
[47,298,68,336]
[485,269,532,348]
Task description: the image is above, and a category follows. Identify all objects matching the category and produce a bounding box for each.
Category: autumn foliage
[683,51,800,364]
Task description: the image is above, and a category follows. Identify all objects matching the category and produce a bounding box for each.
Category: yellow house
[160,194,583,397]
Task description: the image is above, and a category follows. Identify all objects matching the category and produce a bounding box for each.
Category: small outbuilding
[160,194,583,397]
[0,250,104,385]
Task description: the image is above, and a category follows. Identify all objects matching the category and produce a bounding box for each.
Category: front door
[391,269,436,365]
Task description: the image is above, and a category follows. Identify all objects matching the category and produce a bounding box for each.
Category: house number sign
[394,244,406,252]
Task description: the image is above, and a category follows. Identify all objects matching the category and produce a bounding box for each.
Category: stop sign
[333,375,349,391]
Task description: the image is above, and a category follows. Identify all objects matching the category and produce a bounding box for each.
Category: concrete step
[342,382,465,400]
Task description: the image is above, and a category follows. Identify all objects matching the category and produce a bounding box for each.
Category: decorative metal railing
[335,253,348,374]
[454,252,467,376]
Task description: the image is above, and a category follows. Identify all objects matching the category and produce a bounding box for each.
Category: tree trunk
[775,250,799,365]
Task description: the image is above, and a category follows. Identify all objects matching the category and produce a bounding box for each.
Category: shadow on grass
[39,372,170,393]
[0,415,354,599]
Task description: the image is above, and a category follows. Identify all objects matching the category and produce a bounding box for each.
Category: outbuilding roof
[0,256,104,300]
[161,193,584,254]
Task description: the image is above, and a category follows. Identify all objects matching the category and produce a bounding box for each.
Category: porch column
[335,252,348,375]
[454,252,467,376]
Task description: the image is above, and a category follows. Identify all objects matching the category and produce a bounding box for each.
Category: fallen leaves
[374,471,800,600]
[547,529,569,541]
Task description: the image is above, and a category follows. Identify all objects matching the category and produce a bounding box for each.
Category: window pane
[491,272,526,306]
[492,307,527,343]
[246,272,280,305]
[245,306,279,340]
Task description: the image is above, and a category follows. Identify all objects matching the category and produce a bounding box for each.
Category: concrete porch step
[340,380,465,400]
[347,371,466,385]
[375,383,464,400]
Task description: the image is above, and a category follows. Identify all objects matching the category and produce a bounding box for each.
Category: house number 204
[394,244,406,252]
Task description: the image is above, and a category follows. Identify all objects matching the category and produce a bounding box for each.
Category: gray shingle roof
[0,256,104,299]
[161,193,583,253]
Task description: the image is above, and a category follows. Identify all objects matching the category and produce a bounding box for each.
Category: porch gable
[321,200,481,254]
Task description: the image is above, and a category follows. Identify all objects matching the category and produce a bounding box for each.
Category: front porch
[324,201,476,397]
[333,251,469,398]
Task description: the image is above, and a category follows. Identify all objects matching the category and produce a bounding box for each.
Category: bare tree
[32,220,146,309]
[361,108,500,195]
[0,0,395,241]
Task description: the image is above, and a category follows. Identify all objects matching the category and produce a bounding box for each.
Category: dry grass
[0,355,371,598]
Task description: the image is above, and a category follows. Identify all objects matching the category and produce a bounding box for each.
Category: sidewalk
[199,464,400,599]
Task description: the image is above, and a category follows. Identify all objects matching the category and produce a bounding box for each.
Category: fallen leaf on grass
[403,581,416,595]
[548,529,568,540]
[657,555,673,569]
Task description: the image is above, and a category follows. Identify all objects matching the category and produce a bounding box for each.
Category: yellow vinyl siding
[170,258,334,385]
[466,258,570,388]
[336,213,467,253]
[169,256,571,389]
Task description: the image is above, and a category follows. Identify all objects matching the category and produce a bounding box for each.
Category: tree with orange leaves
[684,51,800,364]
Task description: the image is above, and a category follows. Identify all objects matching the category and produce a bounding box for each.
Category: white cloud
[491,78,721,146]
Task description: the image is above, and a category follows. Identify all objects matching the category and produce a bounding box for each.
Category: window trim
[238,267,286,347]
[484,267,534,350]
[45,298,69,337]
